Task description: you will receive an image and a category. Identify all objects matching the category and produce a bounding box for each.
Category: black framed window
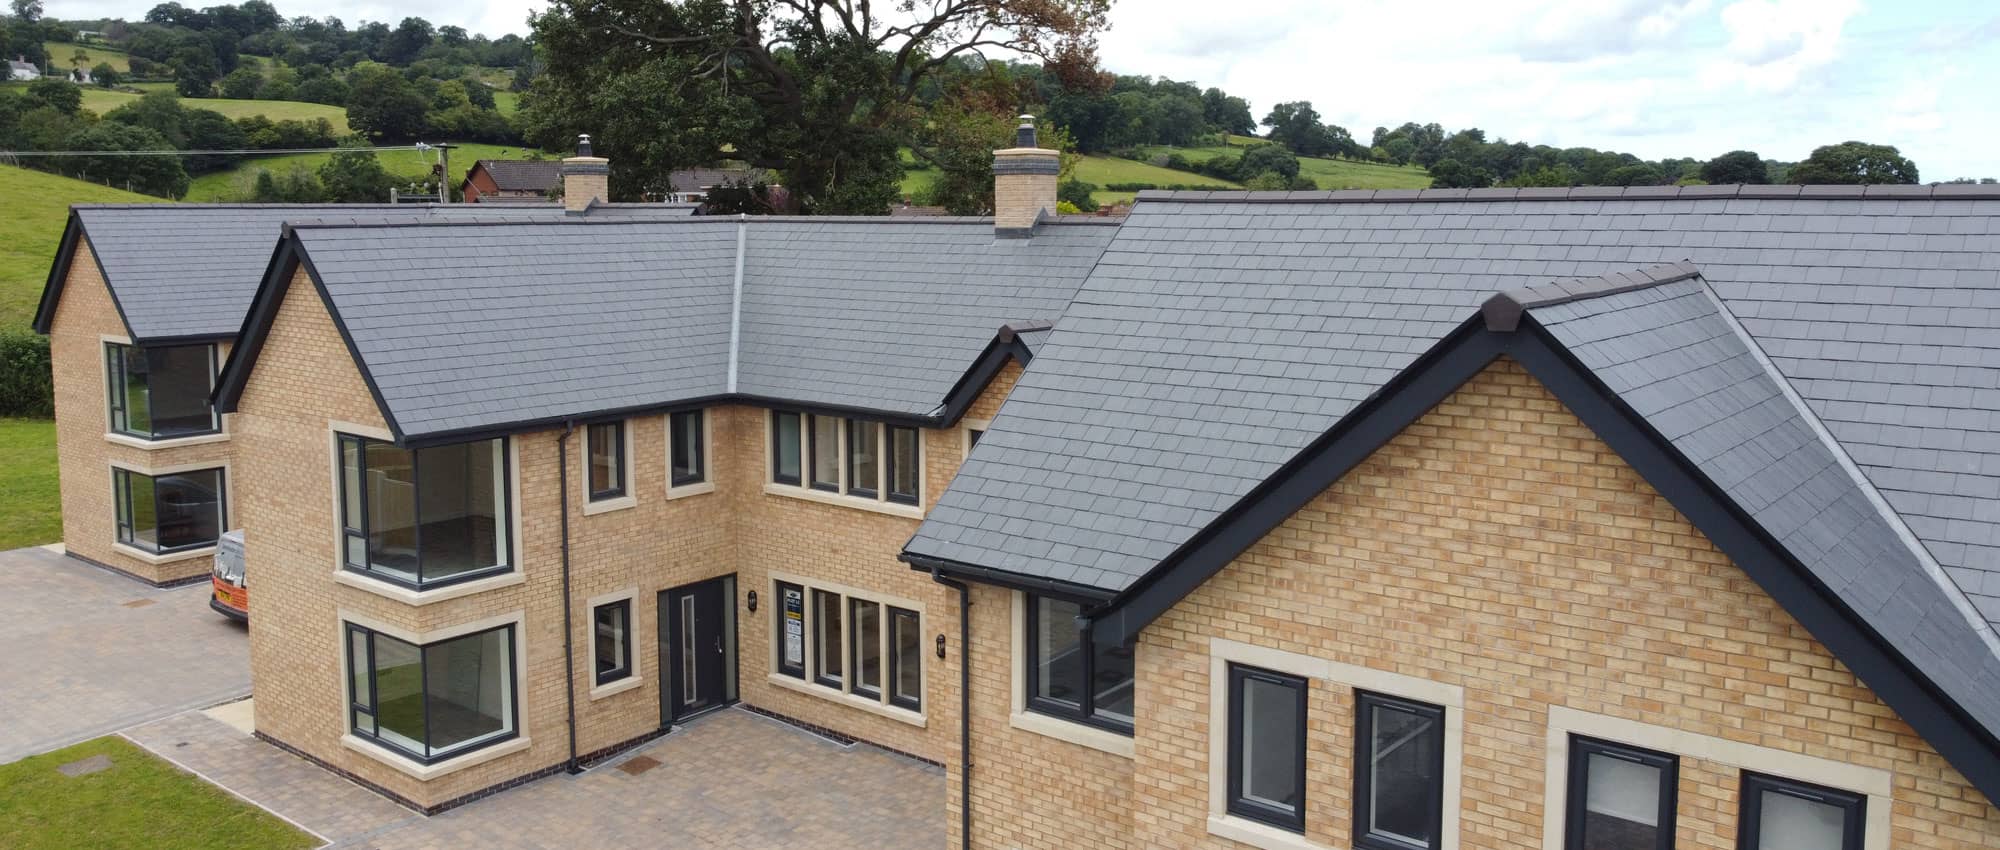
[113,467,225,553]
[1354,691,1446,850]
[586,421,626,500]
[850,598,882,698]
[346,622,517,764]
[1227,664,1308,832]
[1566,736,1676,850]
[338,434,511,589]
[889,606,922,710]
[966,427,984,449]
[670,410,706,486]
[846,419,880,498]
[771,412,802,485]
[593,600,632,685]
[813,589,843,688]
[1738,773,1865,850]
[1024,593,1135,734]
[886,425,920,505]
[776,581,806,678]
[105,342,219,440]
[808,414,841,492]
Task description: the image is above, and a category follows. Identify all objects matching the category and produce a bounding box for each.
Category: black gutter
[557,422,582,775]
[930,566,973,850]
[901,552,1114,605]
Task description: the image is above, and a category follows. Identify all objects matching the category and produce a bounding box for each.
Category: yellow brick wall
[1105,358,2000,849]
[48,236,234,584]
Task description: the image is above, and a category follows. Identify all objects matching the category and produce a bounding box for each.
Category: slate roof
[469,160,562,192]
[670,168,759,192]
[903,190,2000,634]
[45,203,697,342]
[272,217,1119,440]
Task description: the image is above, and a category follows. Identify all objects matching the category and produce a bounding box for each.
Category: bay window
[105,342,218,440]
[1024,593,1135,733]
[346,622,517,763]
[338,434,510,589]
[113,467,225,554]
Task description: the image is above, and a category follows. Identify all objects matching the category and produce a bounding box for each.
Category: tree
[252,166,327,202]
[523,0,1112,212]
[1605,163,1663,187]
[1237,143,1299,182]
[62,123,190,197]
[382,17,434,66]
[1700,150,1768,185]
[91,62,119,87]
[1427,158,1493,189]
[10,0,41,23]
[1057,179,1098,211]
[1787,141,1919,185]
[172,45,218,97]
[219,66,263,99]
[317,143,395,202]
[1262,101,1333,157]
[23,77,81,115]
[1201,87,1253,137]
[344,63,428,141]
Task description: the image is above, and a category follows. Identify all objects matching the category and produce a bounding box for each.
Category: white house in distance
[9,57,40,82]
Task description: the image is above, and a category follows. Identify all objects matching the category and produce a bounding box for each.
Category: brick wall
[1099,358,2000,849]
[48,236,234,584]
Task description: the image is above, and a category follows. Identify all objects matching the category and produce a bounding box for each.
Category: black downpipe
[558,422,581,775]
[931,567,973,850]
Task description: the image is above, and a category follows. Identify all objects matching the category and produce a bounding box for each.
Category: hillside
[1136,142,1433,190]
[185,142,534,201]
[902,152,1244,206]
[42,41,131,73]
[0,166,162,330]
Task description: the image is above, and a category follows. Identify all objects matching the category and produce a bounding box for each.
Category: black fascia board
[33,213,141,342]
[900,551,1116,605]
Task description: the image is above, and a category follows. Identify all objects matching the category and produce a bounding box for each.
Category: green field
[41,41,132,74]
[0,736,317,850]
[185,141,540,201]
[901,151,1244,206]
[494,90,520,116]
[0,418,60,550]
[74,89,353,133]
[1136,142,1432,190]
[0,165,161,329]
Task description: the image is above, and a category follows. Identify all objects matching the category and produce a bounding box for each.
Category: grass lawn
[493,90,520,116]
[0,419,60,550]
[185,141,542,201]
[0,165,160,330]
[0,736,317,850]
[901,151,1242,206]
[55,88,354,134]
[1136,142,1432,190]
[42,41,131,73]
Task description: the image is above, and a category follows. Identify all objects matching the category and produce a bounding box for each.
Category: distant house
[9,58,39,82]
[67,67,92,85]
[666,167,760,203]
[459,159,562,204]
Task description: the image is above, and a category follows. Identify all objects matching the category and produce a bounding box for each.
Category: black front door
[661,575,737,724]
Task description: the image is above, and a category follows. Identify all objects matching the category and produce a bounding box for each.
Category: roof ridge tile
[1481,259,1701,330]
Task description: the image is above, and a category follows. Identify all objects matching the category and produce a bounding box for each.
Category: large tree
[522,0,1112,212]
[1700,149,1768,185]
[1787,141,1919,185]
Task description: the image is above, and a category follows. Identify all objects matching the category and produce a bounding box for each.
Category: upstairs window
[105,342,218,440]
[1227,664,1308,832]
[586,421,627,501]
[771,412,802,485]
[114,467,225,554]
[1354,691,1446,850]
[1738,773,1864,850]
[338,434,510,589]
[770,411,923,509]
[1566,736,1676,850]
[1024,593,1135,734]
[669,410,706,487]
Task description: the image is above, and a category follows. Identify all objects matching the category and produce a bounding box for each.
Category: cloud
[1701,0,1860,91]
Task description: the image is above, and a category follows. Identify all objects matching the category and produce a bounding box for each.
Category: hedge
[1102,182,1236,192]
[0,331,54,418]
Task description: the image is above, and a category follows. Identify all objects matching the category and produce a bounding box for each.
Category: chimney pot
[1015,115,1037,149]
[576,134,593,157]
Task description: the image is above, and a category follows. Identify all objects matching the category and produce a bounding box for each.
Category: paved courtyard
[127,705,946,849]
[0,545,249,764]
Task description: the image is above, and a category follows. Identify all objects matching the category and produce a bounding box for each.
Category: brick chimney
[562,134,609,213]
[993,115,1059,238]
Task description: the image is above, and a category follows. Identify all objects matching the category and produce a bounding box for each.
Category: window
[105,342,218,440]
[1566,737,1676,850]
[1354,691,1446,850]
[850,598,882,698]
[594,600,632,685]
[1738,773,1865,850]
[1024,593,1135,733]
[113,467,225,554]
[889,607,922,710]
[770,411,923,509]
[772,412,802,485]
[345,622,517,764]
[586,421,626,501]
[338,434,510,589]
[773,577,923,715]
[813,589,843,688]
[669,410,706,487]
[1227,664,1308,832]
[967,427,985,449]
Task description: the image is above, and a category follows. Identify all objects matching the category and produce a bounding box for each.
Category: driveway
[0,545,249,764]
[126,705,945,849]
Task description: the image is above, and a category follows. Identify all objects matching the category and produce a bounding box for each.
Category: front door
[661,575,737,724]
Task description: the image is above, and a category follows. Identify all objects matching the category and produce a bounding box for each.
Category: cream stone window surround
[106,456,234,565]
[1007,591,1137,758]
[761,412,925,520]
[1205,637,1465,850]
[326,420,525,606]
[581,419,638,515]
[99,333,231,449]
[664,410,716,499]
[1541,705,1890,850]
[336,609,532,782]
[961,417,991,456]
[586,587,645,700]
[766,569,927,728]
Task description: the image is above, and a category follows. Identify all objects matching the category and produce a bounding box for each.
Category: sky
[46,0,2000,179]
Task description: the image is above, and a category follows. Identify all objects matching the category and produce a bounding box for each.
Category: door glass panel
[681,595,696,705]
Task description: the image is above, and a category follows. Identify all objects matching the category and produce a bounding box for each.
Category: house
[9,57,40,82]
[664,167,760,203]
[68,67,92,85]
[459,159,561,204]
[34,120,2000,849]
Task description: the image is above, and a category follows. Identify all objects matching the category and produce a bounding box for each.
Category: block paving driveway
[5,546,944,848]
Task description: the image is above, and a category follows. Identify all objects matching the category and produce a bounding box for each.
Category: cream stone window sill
[589,676,644,701]
[1008,710,1134,758]
[114,542,215,566]
[665,481,716,500]
[104,431,229,451]
[332,568,525,606]
[582,495,638,516]
[1207,815,1329,850]
[767,674,926,728]
[761,483,924,519]
[341,734,531,782]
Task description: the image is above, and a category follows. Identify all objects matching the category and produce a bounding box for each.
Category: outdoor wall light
[746,590,758,612]
[936,634,947,659]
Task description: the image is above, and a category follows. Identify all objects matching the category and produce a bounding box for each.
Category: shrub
[1057,179,1099,212]
[0,332,53,418]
